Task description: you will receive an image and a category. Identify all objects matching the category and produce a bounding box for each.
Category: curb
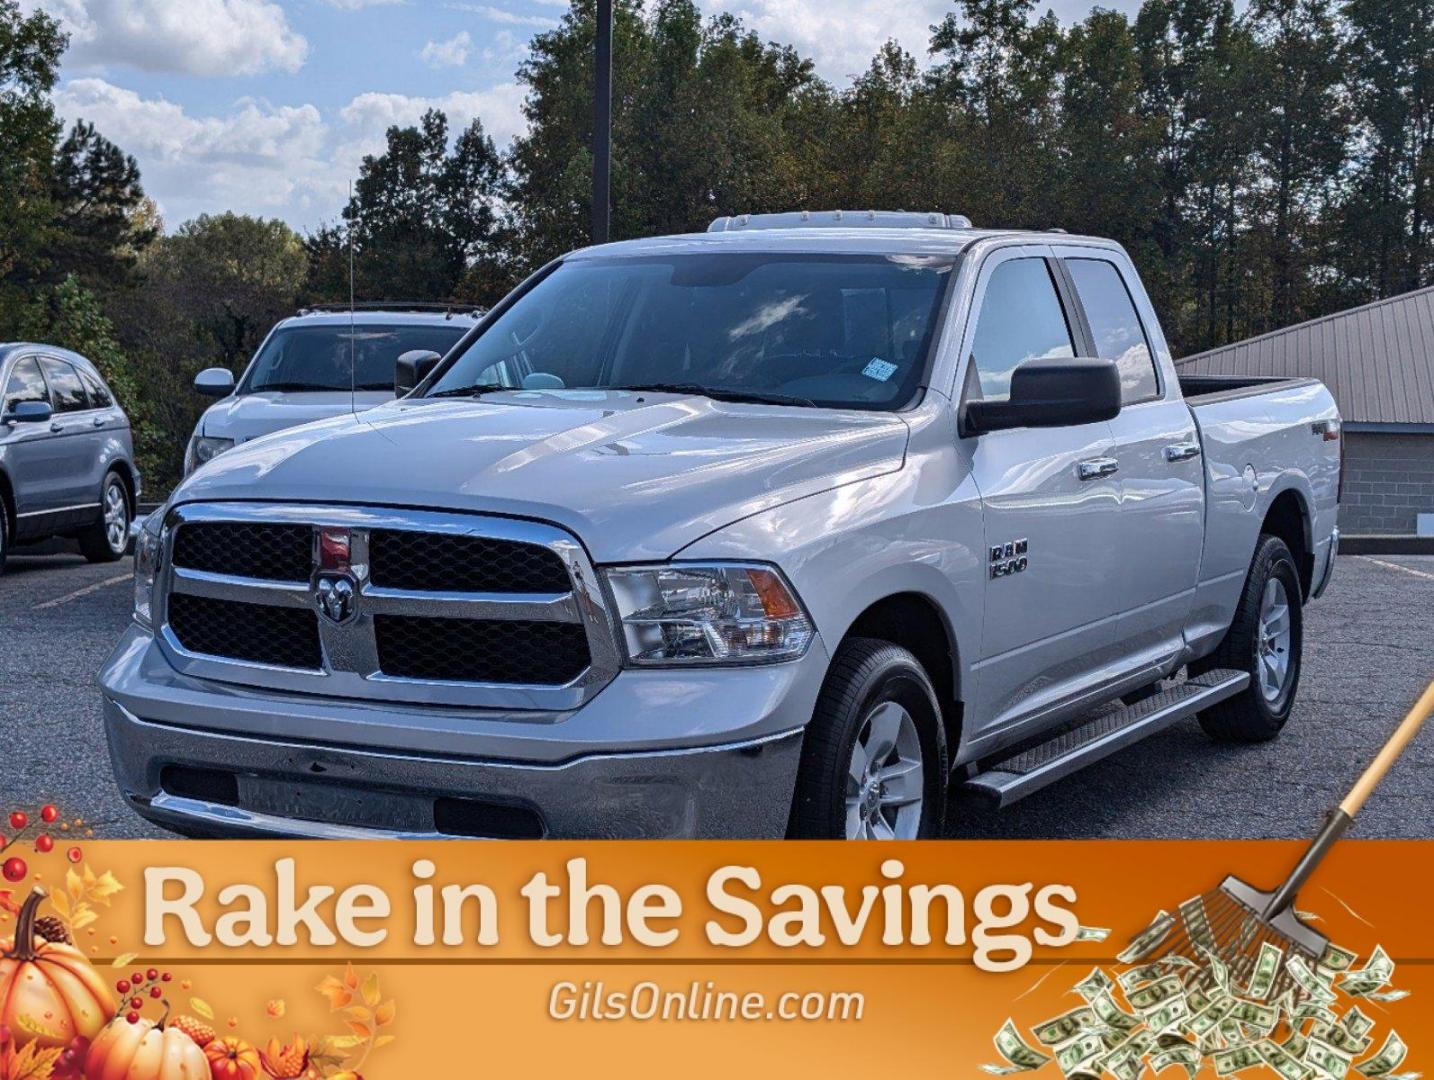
[1339,535,1434,556]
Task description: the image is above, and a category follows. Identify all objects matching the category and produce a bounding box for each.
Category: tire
[790,637,948,839]
[1196,534,1303,743]
[78,470,130,563]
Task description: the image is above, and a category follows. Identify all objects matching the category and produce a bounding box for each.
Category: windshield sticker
[862,358,898,382]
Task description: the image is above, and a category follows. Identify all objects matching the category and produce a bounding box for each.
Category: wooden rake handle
[1265,678,1434,919]
[1339,679,1434,818]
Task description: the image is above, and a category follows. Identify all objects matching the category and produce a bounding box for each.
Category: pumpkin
[204,1036,261,1080]
[84,1013,209,1080]
[0,888,115,1050]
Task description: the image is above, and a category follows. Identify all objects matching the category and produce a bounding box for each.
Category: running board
[963,669,1250,807]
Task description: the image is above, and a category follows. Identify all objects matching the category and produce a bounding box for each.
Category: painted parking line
[34,572,131,610]
[1355,556,1434,583]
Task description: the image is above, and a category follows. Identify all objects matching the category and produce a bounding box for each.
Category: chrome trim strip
[156,502,621,711]
[16,501,99,519]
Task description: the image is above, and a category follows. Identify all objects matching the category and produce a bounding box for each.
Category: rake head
[1149,877,1328,1003]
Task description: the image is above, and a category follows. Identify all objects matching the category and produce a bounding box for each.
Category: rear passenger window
[968,258,1075,402]
[3,357,47,414]
[79,367,113,407]
[40,358,89,412]
[1066,258,1159,404]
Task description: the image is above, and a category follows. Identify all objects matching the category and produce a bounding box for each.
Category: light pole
[592,0,613,244]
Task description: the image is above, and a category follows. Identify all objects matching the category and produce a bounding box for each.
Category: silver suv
[0,344,139,574]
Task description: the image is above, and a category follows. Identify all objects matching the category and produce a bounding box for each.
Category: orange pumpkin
[204,1036,261,1080]
[0,888,115,1050]
[84,1014,209,1080]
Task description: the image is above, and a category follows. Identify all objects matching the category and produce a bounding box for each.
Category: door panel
[2,356,68,527]
[38,356,104,517]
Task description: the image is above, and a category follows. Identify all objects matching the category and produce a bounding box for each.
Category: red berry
[161,972,172,982]
[40,805,58,824]
[1,857,26,882]
[150,986,162,999]
[146,968,159,981]
[131,972,143,986]
[8,811,26,831]
[129,997,143,1010]
[116,980,130,994]
[126,1012,139,1024]
[66,846,82,863]
[35,834,53,853]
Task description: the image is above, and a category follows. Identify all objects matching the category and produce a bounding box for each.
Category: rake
[1140,679,1434,1002]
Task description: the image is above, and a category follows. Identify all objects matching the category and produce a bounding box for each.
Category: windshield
[243,323,469,393]
[426,253,955,410]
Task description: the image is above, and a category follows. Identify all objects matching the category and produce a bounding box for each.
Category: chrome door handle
[1077,457,1119,481]
[49,422,62,434]
[92,416,105,427]
[1164,440,1202,462]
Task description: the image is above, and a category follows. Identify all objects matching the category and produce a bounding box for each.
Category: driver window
[968,258,1075,402]
[4,357,48,414]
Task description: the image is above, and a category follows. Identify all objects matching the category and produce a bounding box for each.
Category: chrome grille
[156,504,621,711]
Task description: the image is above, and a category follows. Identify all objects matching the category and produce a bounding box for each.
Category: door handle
[49,422,62,434]
[92,416,105,427]
[1077,457,1119,481]
[1164,440,1202,462]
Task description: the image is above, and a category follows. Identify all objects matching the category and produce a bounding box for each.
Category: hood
[175,390,909,561]
[200,390,394,444]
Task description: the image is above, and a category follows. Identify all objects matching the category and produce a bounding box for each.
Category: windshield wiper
[612,383,817,408]
[426,383,515,399]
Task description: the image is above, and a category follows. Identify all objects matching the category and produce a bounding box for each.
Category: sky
[30,0,1140,235]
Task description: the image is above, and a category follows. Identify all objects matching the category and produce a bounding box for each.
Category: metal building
[1177,286,1434,537]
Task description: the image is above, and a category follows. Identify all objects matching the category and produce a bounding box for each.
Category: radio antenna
[348,180,357,419]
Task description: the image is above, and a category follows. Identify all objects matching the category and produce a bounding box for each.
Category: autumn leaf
[360,973,380,1008]
[344,1021,371,1040]
[342,963,358,990]
[373,1000,395,1027]
[86,868,124,905]
[342,1006,371,1026]
[266,999,286,1019]
[110,953,138,968]
[47,891,69,919]
[65,869,83,904]
[373,1034,396,1049]
[1,1041,64,1080]
[316,975,353,1011]
[190,997,215,1020]
[0,890,19,917]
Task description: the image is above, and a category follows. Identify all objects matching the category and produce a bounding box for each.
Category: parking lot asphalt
[0,550,1430,840]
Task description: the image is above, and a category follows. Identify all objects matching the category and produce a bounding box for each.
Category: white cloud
[38,0,307,77]
[54,78,338,226]
[340,84,528,151]
[420,30,472,69]
[321,0,404,7]
[447,3,559,29]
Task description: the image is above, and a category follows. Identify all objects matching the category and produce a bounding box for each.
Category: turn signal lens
[603,563,814,665]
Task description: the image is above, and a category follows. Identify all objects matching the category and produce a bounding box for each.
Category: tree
[48,120,156,288]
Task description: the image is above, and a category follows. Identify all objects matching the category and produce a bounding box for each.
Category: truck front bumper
[99,626,823,839]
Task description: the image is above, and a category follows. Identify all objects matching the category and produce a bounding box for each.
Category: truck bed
[1177,372,1321,405]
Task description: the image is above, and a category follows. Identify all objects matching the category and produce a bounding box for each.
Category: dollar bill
[1034,1007,1099,1047]
[1343,1007,1376,1040]
[1288,955,1339,1005]
[985,1019,1053,1074]
[1313,1021,1373,1056]
[1120,963,1170,992]
[1355,1032,1407,1077]
[1076,925,1112,942]
[1128,975,1185,1014]
[1188,997,1237,1038]
[1362,989,1409,1003]
[1320,943,1359,973]
[1308,1037,1355,1079]
[1259,1038,1313,1080]
[1283,1031,1310,1059]
[1119,911,1176,964]
[1228,999,1279,1033]
[1247,941,1285,1001]
[1090,990,1141,1034]
[1214,1045,1264,1075]
[1074,968,1114,1002]
[1200,945,1233,993]
[1146,997,1191,1034]
[1151,1044,1201,1078]
[1056,1033,1107,1076]
[1341,947,1395,997]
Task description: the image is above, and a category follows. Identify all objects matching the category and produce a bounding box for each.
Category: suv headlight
[603,563,814,665]
[184,434,234,476]
[133,511,163,628]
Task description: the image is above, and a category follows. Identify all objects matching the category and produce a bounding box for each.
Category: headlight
[184,434,234,475]
[133,511,163,628]
[604,563,814,665]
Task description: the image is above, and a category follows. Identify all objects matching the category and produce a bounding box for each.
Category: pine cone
[33,915,70,944]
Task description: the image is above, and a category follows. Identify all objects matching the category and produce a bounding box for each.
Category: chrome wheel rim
[844,700,924,840]
[104,481,128,553]
[1257,577,1292,702]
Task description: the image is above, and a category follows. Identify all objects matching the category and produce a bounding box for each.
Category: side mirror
[2,400,53,424]
[194,368,235,398]
[962,358,1121,436]
[395,350,442,396]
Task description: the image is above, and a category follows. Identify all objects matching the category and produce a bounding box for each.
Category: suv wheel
[790,637,947,839]
[78,471,130,563]
[1196,533,1303,743]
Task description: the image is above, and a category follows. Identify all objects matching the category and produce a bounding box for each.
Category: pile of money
[983,905,1415,1080]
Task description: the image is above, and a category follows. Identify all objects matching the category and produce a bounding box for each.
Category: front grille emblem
[315,573,357,625]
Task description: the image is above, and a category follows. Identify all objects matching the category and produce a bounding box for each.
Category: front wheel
[1197,533,1304,743]
[789,638,947,839]
[78,471,130,563]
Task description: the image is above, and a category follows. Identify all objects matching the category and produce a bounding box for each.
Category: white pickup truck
[101,211,1341,840]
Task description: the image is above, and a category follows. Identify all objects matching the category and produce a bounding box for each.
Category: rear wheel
[1197,534,1303,743]
[78,471,130,563]
[790,638,947,839]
